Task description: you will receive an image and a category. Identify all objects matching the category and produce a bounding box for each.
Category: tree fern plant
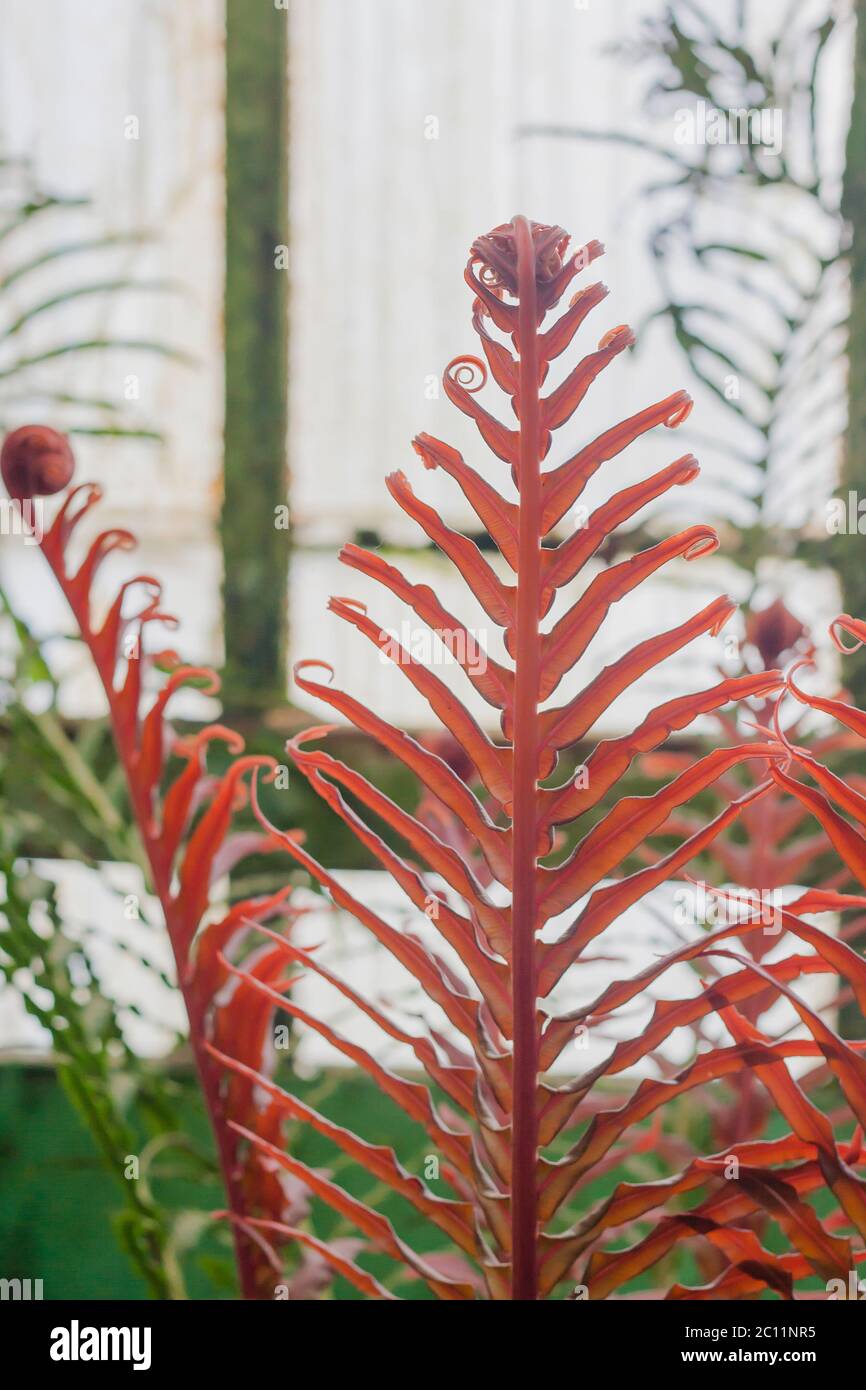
[225,215,866,1300]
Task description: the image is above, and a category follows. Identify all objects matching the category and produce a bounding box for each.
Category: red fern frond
[1,427,301,1298]
[240,217,841,1300]
[635,601,850,1176]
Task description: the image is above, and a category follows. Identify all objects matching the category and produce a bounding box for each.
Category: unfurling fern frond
[236,217,866,1301]
[1,425,303,1299]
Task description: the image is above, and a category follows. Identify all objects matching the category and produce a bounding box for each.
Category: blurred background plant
[525,0,866,687]
[0,153,183,441]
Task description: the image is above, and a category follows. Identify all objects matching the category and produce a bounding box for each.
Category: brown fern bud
[1,424,75,500]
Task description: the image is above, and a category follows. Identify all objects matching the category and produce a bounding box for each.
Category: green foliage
[525,0,846,572]
[0,860,182,1296]
[0,154,186,440]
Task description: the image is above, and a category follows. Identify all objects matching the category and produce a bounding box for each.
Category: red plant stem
[510,215,541,1300]
[128,786,261,1301]
[44,559,262,1300]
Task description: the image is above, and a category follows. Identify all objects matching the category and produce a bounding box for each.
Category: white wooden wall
[0,0,847,731]
[0,0,225,715]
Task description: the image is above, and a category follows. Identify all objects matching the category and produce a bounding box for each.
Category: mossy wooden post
[839,0,866,1037]
[222,0,289,710]
[841,0,866,701]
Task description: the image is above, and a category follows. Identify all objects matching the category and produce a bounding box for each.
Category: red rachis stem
[510,215,541,1301]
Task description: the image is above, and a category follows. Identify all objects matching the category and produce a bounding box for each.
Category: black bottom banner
[0,1292,860,1377]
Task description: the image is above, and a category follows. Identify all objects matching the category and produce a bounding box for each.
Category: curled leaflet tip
[294,658,336,683]
[684,529,718,561]
[784,653,818,709]
[830,614,866,654]
[665,395,693,428]
[446,355,487,394]
[329,595,367,616]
